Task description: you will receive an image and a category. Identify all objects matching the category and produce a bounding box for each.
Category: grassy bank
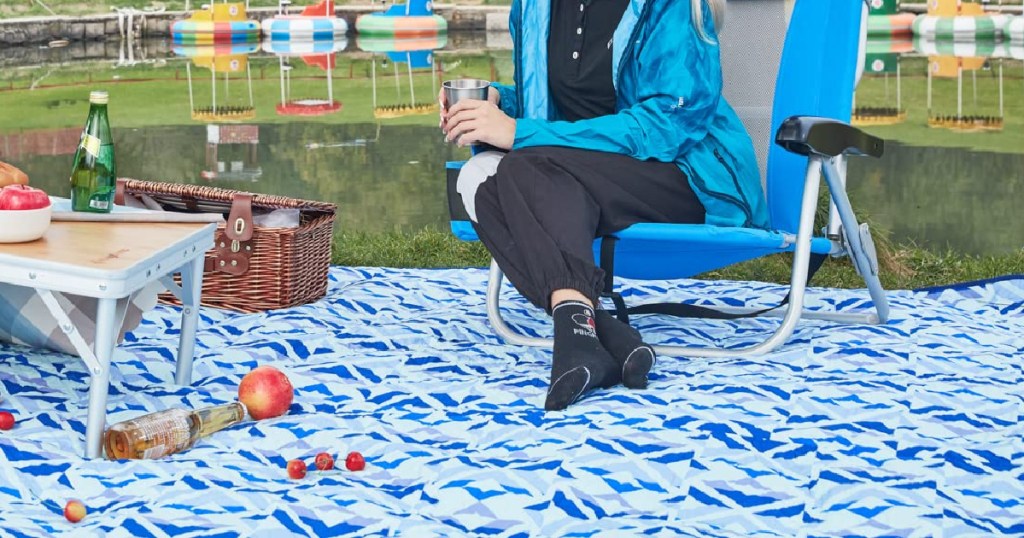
[334,228,1024,290]
[1,0,510,19]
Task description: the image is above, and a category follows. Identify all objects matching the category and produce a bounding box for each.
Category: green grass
[333,228,1024,290]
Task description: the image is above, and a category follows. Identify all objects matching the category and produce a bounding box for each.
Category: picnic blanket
[0,267,1021,536]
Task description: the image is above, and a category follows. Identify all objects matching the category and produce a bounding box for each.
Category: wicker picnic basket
[114,179,336,313]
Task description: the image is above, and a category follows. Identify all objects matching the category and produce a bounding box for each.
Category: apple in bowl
[0,185,52,244]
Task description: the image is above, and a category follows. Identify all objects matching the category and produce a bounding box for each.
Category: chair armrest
[774,116,884,159]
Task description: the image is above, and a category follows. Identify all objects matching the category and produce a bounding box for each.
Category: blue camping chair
[444,0,890,357]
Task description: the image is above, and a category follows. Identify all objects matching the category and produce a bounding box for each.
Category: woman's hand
[444,99,516,150]
[439,86,500,130]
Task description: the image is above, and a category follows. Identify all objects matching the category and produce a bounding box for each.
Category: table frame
[0,223,216,458]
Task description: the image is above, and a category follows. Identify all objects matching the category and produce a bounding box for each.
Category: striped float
[1009,16,1024,44]
[867,13,916,38]
[172,21,260,44]
[914,37,998,57]
[355,13,447,37]
[261,38,347,55]
[912,15,1001,41]
[261,16,348,41]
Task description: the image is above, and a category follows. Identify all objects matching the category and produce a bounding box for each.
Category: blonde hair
[692,0,726,43]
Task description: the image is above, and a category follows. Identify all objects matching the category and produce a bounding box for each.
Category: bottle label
[131,410,192,459]
[89,199,110,210]
[81,134,101,158]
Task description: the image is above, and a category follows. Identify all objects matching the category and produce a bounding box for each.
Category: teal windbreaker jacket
[491,0,770,229]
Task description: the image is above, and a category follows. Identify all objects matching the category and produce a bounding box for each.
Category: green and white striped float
[912,14,1001,41]
[1009,16,1024,44]
[914,37,998,57]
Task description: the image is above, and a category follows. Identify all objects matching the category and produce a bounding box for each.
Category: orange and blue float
[173,42,259,122]
[172,1,259,44]
[261,0,348,42]
[355,0,446,38]
[358,35,447,119]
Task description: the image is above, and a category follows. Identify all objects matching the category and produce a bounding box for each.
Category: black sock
[595,309,656,389]
[545,301,621,411]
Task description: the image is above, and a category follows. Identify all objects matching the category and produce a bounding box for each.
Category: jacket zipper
[689,167,753,229]
[713,148,754,227]
[615,0,654,90]
[515,3,524,118]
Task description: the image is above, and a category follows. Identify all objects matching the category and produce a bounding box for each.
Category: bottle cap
[89,91,109,105]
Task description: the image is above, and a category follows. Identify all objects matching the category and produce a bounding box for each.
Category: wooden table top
[0,221,212,273]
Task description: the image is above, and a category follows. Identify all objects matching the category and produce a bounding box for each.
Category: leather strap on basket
[211,193,255,276]
[114,179,126,206]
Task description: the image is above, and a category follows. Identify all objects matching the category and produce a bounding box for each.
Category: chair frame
[484,151,890,357]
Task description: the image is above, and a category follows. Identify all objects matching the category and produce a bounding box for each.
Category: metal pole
[327,55,334,105]
[247,63,253,107]
[957,65,962,119]
[280,56,287,105]
[187,62,194,113]
[407,53,415,105]
[897,59,901,110]
[999,60,1004,118]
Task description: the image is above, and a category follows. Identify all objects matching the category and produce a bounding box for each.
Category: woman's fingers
[446,118,480,143]
[445,106,483,135]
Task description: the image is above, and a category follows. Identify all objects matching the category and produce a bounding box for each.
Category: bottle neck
[190,402,246,439]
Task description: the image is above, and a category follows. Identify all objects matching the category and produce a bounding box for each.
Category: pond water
[0,35,1021,254]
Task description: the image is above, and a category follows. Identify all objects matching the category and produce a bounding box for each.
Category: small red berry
[286,459,306,479]
[345,451,365,471]
[314,452,334,471]
[0,411,14,431]
[64,500,86,523]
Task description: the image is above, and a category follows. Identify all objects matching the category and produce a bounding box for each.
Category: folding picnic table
[0,219,216,458]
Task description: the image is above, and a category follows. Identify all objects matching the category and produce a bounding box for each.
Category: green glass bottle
[70,91,116,213]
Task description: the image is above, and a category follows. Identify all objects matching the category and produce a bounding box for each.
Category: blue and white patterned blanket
[1,267,1022,537]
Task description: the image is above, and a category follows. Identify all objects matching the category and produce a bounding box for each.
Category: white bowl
[0,205,53,243]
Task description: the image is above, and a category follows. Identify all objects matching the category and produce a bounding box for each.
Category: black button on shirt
[547,0,629,122]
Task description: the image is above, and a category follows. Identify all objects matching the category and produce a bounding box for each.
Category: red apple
[238,365,294,420]
[345,451,365,472]
[0,411,13,431]
[0,185,50,211]
[286,459,306,479]
[314,452,334,471]
[64,500,86,523]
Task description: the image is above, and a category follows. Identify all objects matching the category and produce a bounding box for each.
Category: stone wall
[0,5,511,46]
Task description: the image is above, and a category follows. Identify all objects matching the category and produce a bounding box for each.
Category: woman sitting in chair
[441,0,769,410]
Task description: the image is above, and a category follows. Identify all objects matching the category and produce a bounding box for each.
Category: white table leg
[85,297,117,459]
[175,254,206,386]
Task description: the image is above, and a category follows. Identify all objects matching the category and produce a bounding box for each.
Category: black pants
[472,146,705,312]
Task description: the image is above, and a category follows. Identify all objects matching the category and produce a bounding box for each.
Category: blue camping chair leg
[484,155,890,357]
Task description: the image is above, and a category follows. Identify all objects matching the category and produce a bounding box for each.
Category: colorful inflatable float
[916,37,1006,132]
[912,0,1002,41]
[358,35,447,119]
[355,0,446,37]
[173,43,259,122]
[262,0,348,42]
[853,39,914,127]
[267,40,344,117]
[172,1,259,44]
[866,0,915,38]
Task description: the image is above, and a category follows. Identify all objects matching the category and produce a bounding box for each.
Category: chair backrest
[718,0,865,233]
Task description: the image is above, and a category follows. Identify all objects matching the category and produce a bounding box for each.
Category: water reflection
[850,38,1024,254]
[0,35,1020,253]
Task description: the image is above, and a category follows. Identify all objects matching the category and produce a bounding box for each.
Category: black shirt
[547,0,629,122]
